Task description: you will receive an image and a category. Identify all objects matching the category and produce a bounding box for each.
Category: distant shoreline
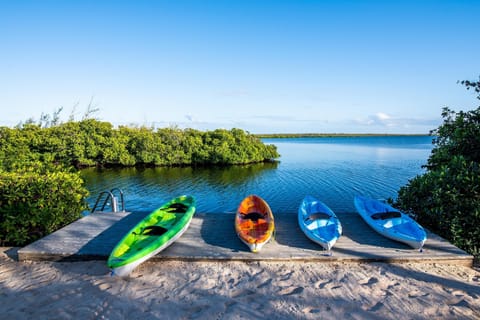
[255,133,432,138]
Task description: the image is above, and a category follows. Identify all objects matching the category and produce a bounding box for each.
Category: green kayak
[108,195,196,276]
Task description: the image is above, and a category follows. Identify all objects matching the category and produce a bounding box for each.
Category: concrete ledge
[18,211,474,267]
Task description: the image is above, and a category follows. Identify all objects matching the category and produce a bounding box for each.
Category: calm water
[81,136,434,214]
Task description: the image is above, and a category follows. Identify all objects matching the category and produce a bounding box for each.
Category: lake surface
[81,135,434,214]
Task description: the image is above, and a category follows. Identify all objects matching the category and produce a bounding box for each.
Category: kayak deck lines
[17,211,473,267]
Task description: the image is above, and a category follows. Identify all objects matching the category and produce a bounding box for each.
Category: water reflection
[81,162,278,214]
[82,136,433,215]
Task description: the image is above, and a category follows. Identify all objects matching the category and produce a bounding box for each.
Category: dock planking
[18,211,473,266]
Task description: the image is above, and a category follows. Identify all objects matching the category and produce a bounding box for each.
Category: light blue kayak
[354,195,426,250]
[298,195,342,251]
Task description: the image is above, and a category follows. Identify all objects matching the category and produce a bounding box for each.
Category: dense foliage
[0,120,279,168]
[0,163,89,246]
[395,78,480,257]
[0,119,279,246]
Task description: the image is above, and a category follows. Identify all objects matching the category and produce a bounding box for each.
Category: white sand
[1,248,479,320]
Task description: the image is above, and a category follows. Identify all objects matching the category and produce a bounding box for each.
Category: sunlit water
[81,136,434,214]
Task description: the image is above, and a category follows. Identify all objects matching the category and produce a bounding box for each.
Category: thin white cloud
[354,113,441,129]
[376,112,391,121]
[110,112,440,134]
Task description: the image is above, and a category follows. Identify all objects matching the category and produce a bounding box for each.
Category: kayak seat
[371,211,401,220]
[135,225,168,236]
[167,203,189,213]
[242,212,265,222]
[306,212,331,221]
[306,219,329,230]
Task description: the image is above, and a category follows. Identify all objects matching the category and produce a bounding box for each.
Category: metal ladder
[91,188,125,213]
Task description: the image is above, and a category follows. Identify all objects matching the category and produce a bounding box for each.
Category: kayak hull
[108,195,196,277]
[354,195,426,250]
[235,195,275,253]
[298,195,342,251]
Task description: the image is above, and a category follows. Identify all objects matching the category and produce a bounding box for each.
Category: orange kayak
[235,195,275,253]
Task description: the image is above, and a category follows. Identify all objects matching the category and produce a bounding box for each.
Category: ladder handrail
[110,188,125,212]
[91,188,126,213]
[91,191,114,213]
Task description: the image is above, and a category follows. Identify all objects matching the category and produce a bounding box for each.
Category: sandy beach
[1,247,479,320]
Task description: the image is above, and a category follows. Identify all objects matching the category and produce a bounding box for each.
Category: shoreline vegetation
[256,133,431,138]
[0,119,280,246]
[0,120,280,169]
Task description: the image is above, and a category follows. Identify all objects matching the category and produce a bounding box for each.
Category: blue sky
[1,0,479,133]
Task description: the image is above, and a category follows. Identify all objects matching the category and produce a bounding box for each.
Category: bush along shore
[395,78,480,260]
[0,120,279,246]
[0,120,279,168]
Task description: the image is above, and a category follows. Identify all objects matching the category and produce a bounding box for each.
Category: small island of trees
[0,116,279,246]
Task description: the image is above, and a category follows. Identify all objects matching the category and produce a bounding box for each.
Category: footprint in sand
[408,291,429,298]
[361,277,379,286]
[278,270,294,282]
[257,278,272,289]
[302,307,321,314]
[451,299,469,308]
[316,279,333,289]
[251,269,265,278]
[451,290,465,297]
[386,282,400,291]
[315,279,341,290]
[278,286,304,296]
[368,301,384,312]
[231,288,256,299]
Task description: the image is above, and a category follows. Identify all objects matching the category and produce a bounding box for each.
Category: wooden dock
[18,211,474,266]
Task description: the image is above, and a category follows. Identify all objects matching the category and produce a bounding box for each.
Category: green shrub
[395,78,480,257]
[396,156,479,256]
[0,120,280,168]
[0,113,280,247]
[0,167,89,246]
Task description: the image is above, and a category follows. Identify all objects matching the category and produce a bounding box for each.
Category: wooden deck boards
[18,211,473,266]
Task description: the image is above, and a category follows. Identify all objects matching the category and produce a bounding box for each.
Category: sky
[1,0,479,134]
